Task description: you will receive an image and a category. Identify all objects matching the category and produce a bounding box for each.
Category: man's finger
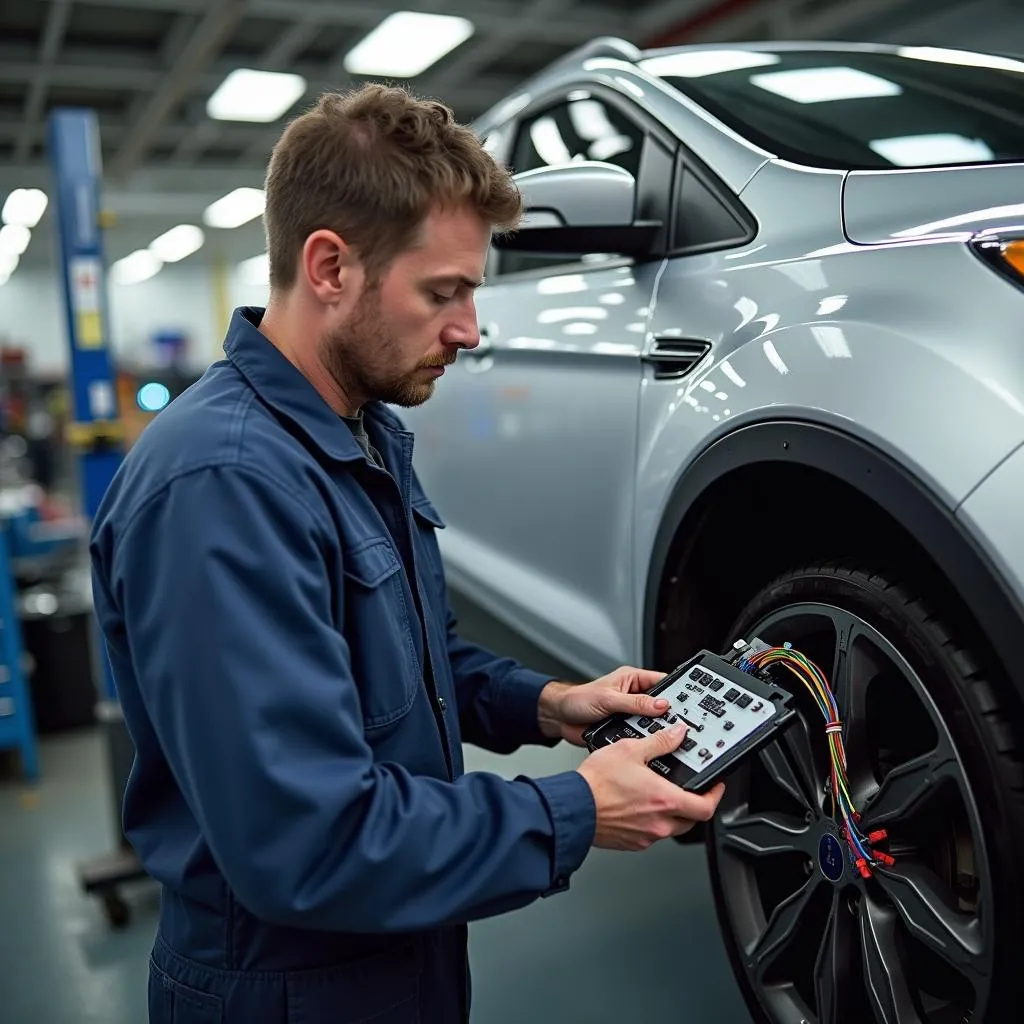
[673,781,727,822]
[637,723,687,762]
[630,668,667,692]
[604,691,670,718]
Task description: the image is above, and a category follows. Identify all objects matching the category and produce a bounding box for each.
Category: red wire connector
[855,858,873,879]
[874,852,896,867]
[867,829,889,844]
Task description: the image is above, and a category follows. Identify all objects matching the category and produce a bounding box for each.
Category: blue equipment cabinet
[48,107,148,929]
[0,513,39,781]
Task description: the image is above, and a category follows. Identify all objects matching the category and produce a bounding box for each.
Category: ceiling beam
[423,0,579,93]
[24,0,620,46]
[176,15,324,164]
[15,0,73,162]
[107,0,248,180]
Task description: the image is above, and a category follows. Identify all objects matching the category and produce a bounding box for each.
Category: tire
[705,562,1024,1024]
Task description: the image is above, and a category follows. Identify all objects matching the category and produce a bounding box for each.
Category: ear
[300,229,361,304]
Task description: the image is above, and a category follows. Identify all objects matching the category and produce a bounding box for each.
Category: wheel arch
[642,420,1024,702]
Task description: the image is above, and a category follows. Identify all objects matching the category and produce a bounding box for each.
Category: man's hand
[577,724,726,850]
[538,666,670,747]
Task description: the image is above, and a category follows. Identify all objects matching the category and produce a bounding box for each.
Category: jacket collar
[223,306,412,468]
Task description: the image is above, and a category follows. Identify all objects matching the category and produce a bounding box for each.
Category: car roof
[472,36,1020,134]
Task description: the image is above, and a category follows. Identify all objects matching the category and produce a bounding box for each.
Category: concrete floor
[0,593,753,1024]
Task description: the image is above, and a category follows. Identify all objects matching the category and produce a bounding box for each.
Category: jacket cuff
[495,667,562,747]
[521,769,596,896]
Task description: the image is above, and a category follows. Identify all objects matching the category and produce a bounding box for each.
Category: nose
[442,300,481,350]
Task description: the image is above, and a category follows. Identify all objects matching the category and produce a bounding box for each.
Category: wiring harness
[737,642,892,878]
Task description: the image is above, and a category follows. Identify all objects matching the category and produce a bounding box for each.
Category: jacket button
[438,696,447,712]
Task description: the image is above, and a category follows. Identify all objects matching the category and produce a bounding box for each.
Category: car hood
[842,162,1024,243]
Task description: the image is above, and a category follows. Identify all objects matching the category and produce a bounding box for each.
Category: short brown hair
[263,84,522,290]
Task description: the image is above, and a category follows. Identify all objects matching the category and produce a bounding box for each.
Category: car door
[410,88,675,676]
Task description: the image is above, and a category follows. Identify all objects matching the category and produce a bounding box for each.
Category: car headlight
[972,235,1024,290]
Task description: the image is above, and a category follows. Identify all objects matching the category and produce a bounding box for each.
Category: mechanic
[89,83,726,1024]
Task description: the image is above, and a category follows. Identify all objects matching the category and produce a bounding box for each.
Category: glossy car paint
[400,42,1024,679]
[958,440,1024,611]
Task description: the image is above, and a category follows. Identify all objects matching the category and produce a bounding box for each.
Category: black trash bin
[19,578,97,734]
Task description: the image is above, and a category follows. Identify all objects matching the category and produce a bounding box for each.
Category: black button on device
[682,737,697,752]
[665,714,678,724]
[689,668,703,682]
[724,721,734,731]
[724,688,741,702]
[649,722,664,733]
[716,740,726,748]
[638,717,653,727]
[676,692,688,702]
[707,678,724,692]
[735,694,753,709]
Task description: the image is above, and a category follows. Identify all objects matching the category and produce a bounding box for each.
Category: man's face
[319,203,489,409]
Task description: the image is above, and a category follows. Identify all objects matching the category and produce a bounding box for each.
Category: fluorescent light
[640,50,780,78]
[2,188,47,227]
[111,249,162,285]
[238,252,269,286]
[149,224,205,262]
[869,133,994,166]
[203,188,265,229]
[0,224,30,255]
[207,69,306,122]
[750,66,901,104]
[343,12,474,77]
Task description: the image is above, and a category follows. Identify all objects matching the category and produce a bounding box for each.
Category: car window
[673,157,753,252]
[509,94,645,178]
[496,95,646,276]
[640,46,1024,171]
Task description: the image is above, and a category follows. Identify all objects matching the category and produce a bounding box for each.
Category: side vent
[642,337,711,380]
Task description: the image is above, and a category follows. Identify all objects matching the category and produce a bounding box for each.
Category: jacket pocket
[149,956,224,1024]
[342,537,419,730]
[285,945,419,1024]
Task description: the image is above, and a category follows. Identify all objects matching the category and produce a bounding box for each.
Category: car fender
[636,320,1024,697]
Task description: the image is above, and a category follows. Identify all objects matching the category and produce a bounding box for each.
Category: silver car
[400,37,1024,1024]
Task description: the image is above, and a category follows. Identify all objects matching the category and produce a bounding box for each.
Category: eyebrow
[426,274,486,290]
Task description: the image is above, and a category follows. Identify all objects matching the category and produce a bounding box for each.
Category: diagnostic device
[582,638,797,793]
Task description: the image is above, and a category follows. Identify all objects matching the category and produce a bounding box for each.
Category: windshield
[638,45,1024,170]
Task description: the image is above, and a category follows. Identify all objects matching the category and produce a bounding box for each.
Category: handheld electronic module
[582,638,797,793]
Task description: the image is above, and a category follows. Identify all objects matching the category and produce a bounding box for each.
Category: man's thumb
[639,722,687,761]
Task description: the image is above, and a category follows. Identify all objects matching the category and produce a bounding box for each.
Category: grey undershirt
[342,411,385,470]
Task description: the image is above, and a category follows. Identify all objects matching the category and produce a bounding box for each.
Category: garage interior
[1,1,1022,1022]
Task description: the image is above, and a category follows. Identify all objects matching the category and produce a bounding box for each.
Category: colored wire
[739,644,889,874]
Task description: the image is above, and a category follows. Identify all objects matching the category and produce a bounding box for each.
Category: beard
[318,287,453,409]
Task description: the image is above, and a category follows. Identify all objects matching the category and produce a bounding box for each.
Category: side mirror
[494,161,661,258]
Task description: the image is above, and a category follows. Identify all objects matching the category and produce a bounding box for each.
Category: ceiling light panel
[203,188,265,229]
[149,224,205,262]
[344,12,474,77]
[207,69,307,122]
[2,189,48,227]
[0,224,30,255]
[111,250,162,285]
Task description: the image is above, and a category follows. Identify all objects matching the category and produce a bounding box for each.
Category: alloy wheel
[709,601,994,1024]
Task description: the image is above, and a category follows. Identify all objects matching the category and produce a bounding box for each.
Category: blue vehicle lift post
[0,518,39,782]
[47,107,147,928]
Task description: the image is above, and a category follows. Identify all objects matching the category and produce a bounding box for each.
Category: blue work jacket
[90,307,597,1024]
